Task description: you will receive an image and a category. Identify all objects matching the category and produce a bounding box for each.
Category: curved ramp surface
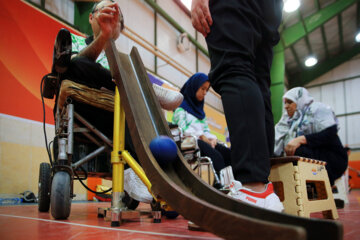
[105,41,342,240]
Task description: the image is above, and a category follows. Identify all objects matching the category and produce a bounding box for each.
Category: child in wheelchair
[172,73,234,189]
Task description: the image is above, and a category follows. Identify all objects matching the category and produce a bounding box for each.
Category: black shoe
[212,181,223,190]
[334,199,344,209]
[52,28,72,74]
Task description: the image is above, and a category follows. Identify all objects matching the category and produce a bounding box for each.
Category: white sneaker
[152,83,183,111]
[124,168,153,203]
[228,180,284,212]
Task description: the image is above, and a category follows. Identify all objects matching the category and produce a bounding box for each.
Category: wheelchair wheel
[51,171,71,219]
[38,163,51,212]
[122,191,140,210]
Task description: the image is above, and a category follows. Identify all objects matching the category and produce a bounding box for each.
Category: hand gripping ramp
[105,41,343,240]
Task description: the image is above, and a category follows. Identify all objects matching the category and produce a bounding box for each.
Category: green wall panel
[270,44,285,124]
[74,2,93,36]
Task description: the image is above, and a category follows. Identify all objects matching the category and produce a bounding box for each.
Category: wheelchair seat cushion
[58,80,114,112]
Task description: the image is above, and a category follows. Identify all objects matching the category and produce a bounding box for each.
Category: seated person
[55,0,183,157]
[172,73,231,174]
[274,87,348,185]
[53,0,182,203]
[63,0,183,111]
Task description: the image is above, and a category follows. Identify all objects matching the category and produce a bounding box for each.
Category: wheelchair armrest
[180,135,198,151]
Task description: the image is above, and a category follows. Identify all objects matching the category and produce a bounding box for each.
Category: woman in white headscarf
[274,87,348,185]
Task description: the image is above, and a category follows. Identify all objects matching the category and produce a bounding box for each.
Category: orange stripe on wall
[0,0,83,124]
[0,61,54,123]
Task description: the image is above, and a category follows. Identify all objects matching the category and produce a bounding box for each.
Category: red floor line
[0,213,219,240]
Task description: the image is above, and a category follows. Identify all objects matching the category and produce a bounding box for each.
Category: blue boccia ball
[149,136,178,166]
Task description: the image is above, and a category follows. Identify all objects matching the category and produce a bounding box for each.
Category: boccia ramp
[105,41,343,240]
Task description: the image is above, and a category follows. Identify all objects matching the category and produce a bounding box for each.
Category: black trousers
[64,56,115,91]
[60,56,137,159]
[197,140,231,173]
[206,0,283,183]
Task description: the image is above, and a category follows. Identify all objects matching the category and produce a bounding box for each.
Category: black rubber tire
[38,163,51,212]
[122,191,140,210]
[50,171,71,219]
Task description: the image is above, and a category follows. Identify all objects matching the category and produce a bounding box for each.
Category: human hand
[285,136,307,156]
[200,135,216,148]
[191,0,212,37]
[208,138,217,148]
[95,3,120,40]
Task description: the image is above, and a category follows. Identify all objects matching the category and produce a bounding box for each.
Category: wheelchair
[169,124,233,190]
[38,29,139,220]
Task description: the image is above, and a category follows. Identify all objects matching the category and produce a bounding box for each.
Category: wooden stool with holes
[269,156,338,219]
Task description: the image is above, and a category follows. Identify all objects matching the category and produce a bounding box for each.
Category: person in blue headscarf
[172,73,231,174]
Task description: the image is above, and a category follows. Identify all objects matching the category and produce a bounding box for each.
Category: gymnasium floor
[0,190,359,240]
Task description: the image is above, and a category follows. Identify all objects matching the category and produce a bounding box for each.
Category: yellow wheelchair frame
[98,87,168,226]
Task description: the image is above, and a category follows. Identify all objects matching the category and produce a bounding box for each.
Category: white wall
[306,55,360,150]
[46,0,74,24]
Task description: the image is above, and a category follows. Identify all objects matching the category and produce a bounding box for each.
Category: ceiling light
[304,56,318,67]
[284,0,300,13]
[355,32,360,43]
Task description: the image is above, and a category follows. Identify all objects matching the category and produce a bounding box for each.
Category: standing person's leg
[206,0,269,184]
[254,43,275,157]
[254,0,283,157]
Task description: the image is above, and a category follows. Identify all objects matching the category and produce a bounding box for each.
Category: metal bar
[111,87,125,212]
[122,30,192,77]
[306,74,360,88]
[335,111,360,118]
[282,0,356,48]
[123,28,221,100]
[122,150,153,195]
[67,104,74,155]
[143,0,209,57]
[124,27,193,76]
[195,31,199,72]
[297,10,313,54]
[289,44,360,87]
[74,112,113,148]
[74,123,102,147]
[338,14,344,52]
[315,0,330,59]
[154,2,158,75]
[290,45,302,68]
[320,26,330,59]
[342,81,348,145]
[73,128,90,133]
[72,146,106,170]
[357,1,360,28]
[280,26,302,73]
